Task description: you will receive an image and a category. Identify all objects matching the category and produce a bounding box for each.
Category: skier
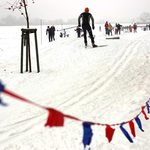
[78,7,97,48]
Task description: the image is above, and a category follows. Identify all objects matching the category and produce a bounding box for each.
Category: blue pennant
[135,116,144,132]
[0,82,7,107]
[120,124,133,143]
[82,122,93,149]
[146,101,150,113]
[0,81,5,92]
[0,97,8,107]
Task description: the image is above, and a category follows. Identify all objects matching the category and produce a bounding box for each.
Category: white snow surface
[1,25,150,150]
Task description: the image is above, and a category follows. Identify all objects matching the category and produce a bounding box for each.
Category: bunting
[0,80,4,92]
[135,116,144,132]
[82,122,93,149]
[45,108,65,127]
[0,81,8,106]
[105,125,115,142]
[129,120,136,137]
[146,101,150,113]
[0,97,8,106]
[120,124,133,143]
[0,80,150,148]
[141,106,149,120]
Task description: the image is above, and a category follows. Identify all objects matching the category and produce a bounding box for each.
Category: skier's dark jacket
[78,12,94,28]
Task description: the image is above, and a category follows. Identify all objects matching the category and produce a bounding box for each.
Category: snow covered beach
[0,25,150,150]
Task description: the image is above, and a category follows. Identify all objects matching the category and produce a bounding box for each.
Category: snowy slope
[1,25,150,150]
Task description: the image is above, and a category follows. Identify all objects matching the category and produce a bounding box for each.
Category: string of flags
[0,80,150,149]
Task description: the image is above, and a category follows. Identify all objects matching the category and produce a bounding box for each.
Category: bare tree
[6,0,35,28]
[4,0,40,73]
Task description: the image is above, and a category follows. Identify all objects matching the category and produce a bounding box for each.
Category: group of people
[60,29,69,38]
[46,26,55,42]
[104,21,139,35]
[46,7,147,48]
[119,23,138,33]
[46,7,97,48]
[104,21,122,36]
[142,24,150,31]
[104,21,113,36]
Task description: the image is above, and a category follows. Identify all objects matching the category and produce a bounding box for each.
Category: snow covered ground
[0,24,150,150]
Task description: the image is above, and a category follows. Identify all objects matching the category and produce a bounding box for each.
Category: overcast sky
[0,0,150,22]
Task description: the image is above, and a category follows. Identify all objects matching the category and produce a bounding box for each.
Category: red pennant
[129,120,136,137]
[45,108,64,127]
[105,125,115,142]
[141,106,149,120]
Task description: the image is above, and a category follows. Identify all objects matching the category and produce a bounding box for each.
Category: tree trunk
[22,0,29,28]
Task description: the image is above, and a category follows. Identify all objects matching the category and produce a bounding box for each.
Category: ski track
[55,37,143,111]
[1,30,150,149]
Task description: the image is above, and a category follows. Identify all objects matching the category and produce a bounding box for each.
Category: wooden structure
[106,36,120,40]
[20,28,40,73]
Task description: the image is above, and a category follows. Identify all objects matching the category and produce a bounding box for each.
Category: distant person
[108,23,113,36]
[129,25,132,32]
[133,23,137,33]
[75,26,82,38]
[99,25,101,32]
[115,23,118,35]
[51,26,56,41]
[116,23,122,35]
[60,32,63,38]
[46,26,52,42]
[63,29,66,37]
[105,21,109,35]
[78,7,97,48]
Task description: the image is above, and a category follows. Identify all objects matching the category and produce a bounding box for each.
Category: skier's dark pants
[48,34,52,42]
[82,24,94,45]
[77,32,81,38]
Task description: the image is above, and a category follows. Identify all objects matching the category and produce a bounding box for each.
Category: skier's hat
[84,7,89,12]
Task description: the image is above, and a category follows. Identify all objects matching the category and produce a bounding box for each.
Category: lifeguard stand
[20,28,40,73]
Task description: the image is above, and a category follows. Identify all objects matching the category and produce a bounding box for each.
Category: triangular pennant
[129,120,136,137]
[146,101,150,113]
[82,122,93,149]
[0,81,5,92]
[105,125,115,142]
[120,124,134,143]
[0,81,8,107]
[0,98,8,107]
[135,116,144,132]
[45,108,64,127]
[141,106,149,120]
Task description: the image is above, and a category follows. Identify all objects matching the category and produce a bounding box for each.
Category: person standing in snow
[78,7,97,48]
[51,26,56,41]
[105,21,109,35]
[133,23,137,33]
[75,26,82,38]
[108,23,113,36]
[46,26,52,42]
[116,23,122,35]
